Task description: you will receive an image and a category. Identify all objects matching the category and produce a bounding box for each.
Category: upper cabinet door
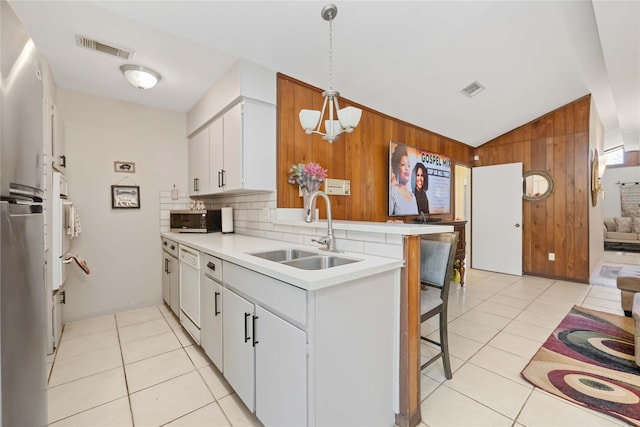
[220,100,276,194]
[240,100,276,192]
[221,103,243,192]
[189,98,276,196]
[188,126,210,196]
[208,116,224,193]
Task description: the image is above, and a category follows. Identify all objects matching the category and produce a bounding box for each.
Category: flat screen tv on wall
[388,141,451,217]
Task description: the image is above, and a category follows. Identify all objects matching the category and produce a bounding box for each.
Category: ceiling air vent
[460,80,485,98]
[75,35,134,60]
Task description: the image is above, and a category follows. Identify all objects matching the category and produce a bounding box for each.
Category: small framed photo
[114,161,135,173]
[111,185,140,209]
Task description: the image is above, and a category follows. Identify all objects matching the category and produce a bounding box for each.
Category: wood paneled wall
[277,73,475,222]
[474,96,591,282]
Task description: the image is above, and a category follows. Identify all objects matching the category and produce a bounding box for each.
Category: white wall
[601,166,640,217]
[454,164,471,262]
[57,89,187,322]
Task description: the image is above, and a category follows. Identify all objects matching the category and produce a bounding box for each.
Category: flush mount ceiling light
[120,64,161,90]
[299,4,362,143]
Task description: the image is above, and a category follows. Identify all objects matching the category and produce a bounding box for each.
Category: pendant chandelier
[299,4,362,144]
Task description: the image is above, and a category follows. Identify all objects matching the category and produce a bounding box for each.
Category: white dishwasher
[179,244,201,344]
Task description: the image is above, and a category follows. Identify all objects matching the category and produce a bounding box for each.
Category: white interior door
[472,163,522,276]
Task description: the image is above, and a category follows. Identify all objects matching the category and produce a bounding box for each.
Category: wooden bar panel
[395,235,422,427]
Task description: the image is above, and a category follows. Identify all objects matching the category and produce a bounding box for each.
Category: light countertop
[162,232,403,291]
[162,221,452,291]
[161,232,403,291]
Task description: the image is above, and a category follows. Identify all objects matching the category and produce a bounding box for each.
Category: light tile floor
[47,250,640,427]
[419,249,640,427]
[47,303,259,427]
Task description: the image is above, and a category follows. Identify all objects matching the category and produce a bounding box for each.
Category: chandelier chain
[328,10,333,90]
[298,4,361,143]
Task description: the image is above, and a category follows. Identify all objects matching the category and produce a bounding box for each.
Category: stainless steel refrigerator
[0,0,47,425]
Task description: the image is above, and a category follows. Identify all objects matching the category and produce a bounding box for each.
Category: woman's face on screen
[415,168,425,190]
[398,156,411,185]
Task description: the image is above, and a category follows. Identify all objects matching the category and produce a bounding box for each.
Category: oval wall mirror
[523,170,554,201]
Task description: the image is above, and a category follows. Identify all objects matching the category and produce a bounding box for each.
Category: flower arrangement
[288,162,328,193]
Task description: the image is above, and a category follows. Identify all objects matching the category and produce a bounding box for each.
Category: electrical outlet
[548,253,555,261]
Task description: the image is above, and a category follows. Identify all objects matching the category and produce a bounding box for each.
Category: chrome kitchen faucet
[305,191,340,253]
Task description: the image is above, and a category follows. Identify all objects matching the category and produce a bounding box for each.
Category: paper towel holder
[221,206,234,233]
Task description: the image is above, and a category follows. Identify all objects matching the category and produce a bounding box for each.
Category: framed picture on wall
[114,161,135,173]
[111,185,140,209]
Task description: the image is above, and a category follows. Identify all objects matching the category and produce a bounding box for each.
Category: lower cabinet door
[255,305,307,426]
[222,287,255,411]
[168,256,180,316]
[201,276,223,371]
[162,255,171,305]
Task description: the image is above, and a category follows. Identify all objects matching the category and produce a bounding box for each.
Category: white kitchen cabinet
[161,233,398,426]
[223,260,395,427]
[200,253,223,371]
[255,305,307,427]
[222,287,255,411]
[162,255,170,305]
[193,98,275,196]
[187,125,210,196]
[223,261,307,425]
[161,238,180,316]
[220,99,275,193]
[221,286,307,426]
[208,115,224,193]
[209,102,241,193]
[162,254,179,315]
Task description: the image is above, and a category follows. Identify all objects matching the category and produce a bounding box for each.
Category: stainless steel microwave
[170,209,222,233]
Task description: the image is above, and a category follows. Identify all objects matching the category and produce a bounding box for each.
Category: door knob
[515,224,520,228]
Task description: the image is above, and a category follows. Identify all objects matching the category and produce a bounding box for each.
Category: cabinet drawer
[224,261,306,327]
[201,253,222,282]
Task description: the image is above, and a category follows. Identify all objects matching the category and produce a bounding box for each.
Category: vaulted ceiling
[10,1,639,151]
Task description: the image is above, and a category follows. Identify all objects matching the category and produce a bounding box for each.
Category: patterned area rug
[591,263,630,288]
[600,265,625,279]
[522,306,640,426]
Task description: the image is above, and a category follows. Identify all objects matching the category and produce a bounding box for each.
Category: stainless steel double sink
[248,248,361,270]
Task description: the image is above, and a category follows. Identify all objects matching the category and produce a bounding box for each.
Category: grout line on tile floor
[46,320,73,386]
[114,312,137,427]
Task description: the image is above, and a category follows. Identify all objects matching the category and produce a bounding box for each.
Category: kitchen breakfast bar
[163,219,452,427]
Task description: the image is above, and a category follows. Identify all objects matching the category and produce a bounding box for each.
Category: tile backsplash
[159,190,403,259]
